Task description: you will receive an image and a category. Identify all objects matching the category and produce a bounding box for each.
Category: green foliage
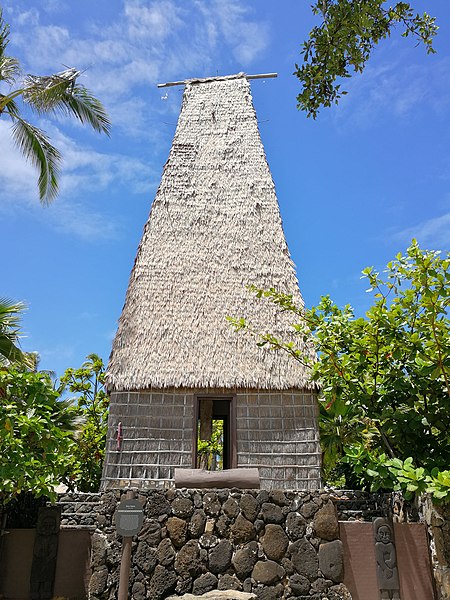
[231,241,450,502]
[0,9,110,204]
[59,354,109,492]
[0,297,32,367]
[427,469,450,502]
[297,1,438,117]
[0,296,108,497]
[342,450,450,503]
[0,369,78,505]
[197,420,224,471]
[318,397,377,486]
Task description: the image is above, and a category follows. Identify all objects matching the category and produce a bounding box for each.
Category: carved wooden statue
[373,517,400,600]
[30,507,61,599]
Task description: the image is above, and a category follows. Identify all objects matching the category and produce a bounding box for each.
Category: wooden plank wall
[236,390,321,490]
[102,390,194,488]
[102,388,321,490]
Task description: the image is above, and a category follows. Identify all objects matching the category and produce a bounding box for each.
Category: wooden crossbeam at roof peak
[157,72,277,88]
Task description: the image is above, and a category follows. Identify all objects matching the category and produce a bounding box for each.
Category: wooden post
[118,490,135,600]
[157,72,278,88]
[199,398,213,441]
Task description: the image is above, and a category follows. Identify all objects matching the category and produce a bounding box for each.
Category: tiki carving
[30,506,61,599]
[373,517,400,600]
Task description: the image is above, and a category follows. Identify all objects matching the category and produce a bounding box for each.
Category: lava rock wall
[87,489,352,600]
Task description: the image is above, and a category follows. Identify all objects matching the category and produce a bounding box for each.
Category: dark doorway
[196,398,232,470]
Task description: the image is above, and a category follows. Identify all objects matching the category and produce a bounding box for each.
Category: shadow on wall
[0,529,91,599]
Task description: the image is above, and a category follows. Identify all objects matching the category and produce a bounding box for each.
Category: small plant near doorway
[197,419,224,470]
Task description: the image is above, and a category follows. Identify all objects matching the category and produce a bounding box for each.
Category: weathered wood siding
[102,390,194,488]
[102,388,321,490]
[235,390,321,490]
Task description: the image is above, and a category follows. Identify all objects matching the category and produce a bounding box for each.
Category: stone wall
[81,489,352,600]
[331,489,394,522]
[420,497,450,600]
[46,489,447,600]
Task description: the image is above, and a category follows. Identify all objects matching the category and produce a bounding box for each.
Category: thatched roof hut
[102,73,321,490]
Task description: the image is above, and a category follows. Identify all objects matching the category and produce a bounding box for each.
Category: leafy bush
[231,241,450,502]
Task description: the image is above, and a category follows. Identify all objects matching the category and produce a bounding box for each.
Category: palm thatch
[106,73,315,392]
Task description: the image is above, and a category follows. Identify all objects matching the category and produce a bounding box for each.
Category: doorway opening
[196,398,233,470]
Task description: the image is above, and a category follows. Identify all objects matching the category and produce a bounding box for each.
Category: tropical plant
[197,419,224,471]
[0,368,79,505]
[0,297,32,367]
[0,8,110,204]
[230,240,450,501]
[59,354,109,492]
[318,397,377,487]
[298,1,438,117]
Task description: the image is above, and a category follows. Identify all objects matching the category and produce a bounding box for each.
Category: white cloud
[196,0,270,64]
[54,138,156,196]
[4,0,271,142]
[46,201,120,240]
[13,24,71,69]
[37,343,76,363]
[124,0,184,41]
[334,55,450,129]
[84,59,161,98]
[15,8,40,27]
[0,120,154,240]
[213,0,270,63]
[0,121,39,207]
[394,212,450,250]
[1,0,272,218]
[10,1,269,93]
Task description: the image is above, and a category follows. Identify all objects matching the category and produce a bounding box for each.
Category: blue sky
[1,0,450,378]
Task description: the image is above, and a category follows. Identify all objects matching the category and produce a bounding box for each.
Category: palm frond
[0,90,24,114]
[0,8,20,85]
[23,68,111,135]
[0,55,20,84]
[53,397,85,433]
[60,85,111,135]
[11,118,61,204]
[0,12,110,205]
[1,95,20,118]
[0,297,32,366]
[0,337,28,365]
[0,8,11,57]
[23,67,80,109]
[0,297,26,326]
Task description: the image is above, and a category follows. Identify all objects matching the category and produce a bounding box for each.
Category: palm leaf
[0,297,31,366]
[1,8,110,203]
[11,117,61,204]
[0,90,23,114]
[0,296,25,328]
[0,336,27,365]
[53,397,85,433]
[0,55,20,84]
[0,8,11,58]
[23,68,111,135]
[0,8,20,86]
[60,85,111,135]
[22,67,80,109]
[1,95,19,118]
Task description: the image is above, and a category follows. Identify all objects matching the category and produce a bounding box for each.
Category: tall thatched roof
[106,73,315,392]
